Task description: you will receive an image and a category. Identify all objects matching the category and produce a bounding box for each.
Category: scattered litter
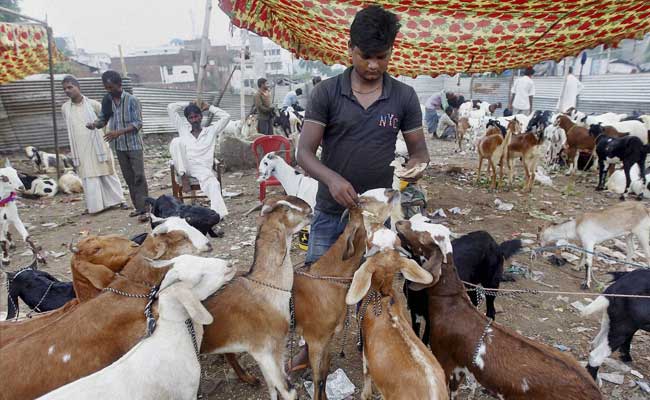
[571,327,592,333]
[228,172,244,179]
[603,358,632,373]
[528,210,559,222]
[229,245,241,251]
[599,373,625,385]
[531,270,545,282]
[547,254,567,267]
[505,263,529,276]
[19,250,33,256]
[49,251,67,259]
[41,222,58,228]
[304,368,355,400]
[520,232,537,239]
[222,191,242,198]
[431,208,447,218]
[535,166,553,186]
[521,239,534,245]
[553,344,571,352]
[636,380,650,393]
[494,198,514,211]
[630,370,644,379]
[448,207,462,215]
[570,301,586,312]
[560,252,580,263]
[556,295,569,303]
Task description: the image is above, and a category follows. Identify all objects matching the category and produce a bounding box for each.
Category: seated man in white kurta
[168,101,230,217]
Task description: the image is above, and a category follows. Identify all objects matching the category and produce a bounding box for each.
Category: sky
[20,0,235,56]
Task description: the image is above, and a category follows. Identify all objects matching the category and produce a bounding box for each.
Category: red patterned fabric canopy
[0,22,57,85]
[219,0,650,77]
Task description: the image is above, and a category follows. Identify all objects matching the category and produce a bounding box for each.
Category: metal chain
[288,295,295,371]
[472,318,493,368]
[5,276,19,320]
[185,318,200,358]
[294,270,352,287]
[339,305,351,358]
[142,285,161,338]
[244,277,291,293]
[102,287,149,298]
[25,282,54,318]
[356,290,382,352]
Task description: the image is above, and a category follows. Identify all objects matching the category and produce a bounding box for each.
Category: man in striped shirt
[87,70,149,220]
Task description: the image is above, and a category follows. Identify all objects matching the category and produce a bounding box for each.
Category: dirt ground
[1,134,649,400]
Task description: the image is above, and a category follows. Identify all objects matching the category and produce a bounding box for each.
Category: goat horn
[340,208,350,223]
[69,239,79,254]
[244,202,264,217]
[27,253,38,269]
[397,246,412,258]
[366,246,380,258]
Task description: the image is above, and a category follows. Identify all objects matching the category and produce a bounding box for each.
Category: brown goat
[477,121,516,190]
[457,117,470,152]
[506,128,545,192]
[395,220,603,400]
[201,195,312,400]
[0,255,163,400]
[345,226,447,400]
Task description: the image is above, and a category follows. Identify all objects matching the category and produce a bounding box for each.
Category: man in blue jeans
[293,5,430,370]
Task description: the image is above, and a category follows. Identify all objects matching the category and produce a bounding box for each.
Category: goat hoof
[619,195,626,201]
[595,186,604,192]
[620,354,633,363]
[580,282,590,290]
[636,193,644,201]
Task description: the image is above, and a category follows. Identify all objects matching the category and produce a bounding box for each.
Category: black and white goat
[590,124,650,200]
[526,110,553,135]
[146,194,222,237]
[404,227,522,345]
[4,256,75,320]
[18,172,58,198]
[24,146,73,174]
[582,269,650,380]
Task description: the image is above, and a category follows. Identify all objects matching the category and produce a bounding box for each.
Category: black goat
[486,119,506,136]
[590,124,650,200]
[4,257,75,320]
[583,270,650,380]
[145,194,222,237]
[404,231,521,345]
[526,110,553,134]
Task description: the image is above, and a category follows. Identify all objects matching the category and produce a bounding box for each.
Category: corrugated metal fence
[399,73,650,115]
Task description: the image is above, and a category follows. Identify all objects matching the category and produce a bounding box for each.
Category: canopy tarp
[219,0,650,77]
[0,22,55,85]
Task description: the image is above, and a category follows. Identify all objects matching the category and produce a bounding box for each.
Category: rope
[462,281,650,300]
[520,243,649,269]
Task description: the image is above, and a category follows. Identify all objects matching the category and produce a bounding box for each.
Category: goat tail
[642,143,650,154]
[581,295,609,318]
[497,239,523,260]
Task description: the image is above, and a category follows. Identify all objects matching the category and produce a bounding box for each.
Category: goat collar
[0,192,17,207]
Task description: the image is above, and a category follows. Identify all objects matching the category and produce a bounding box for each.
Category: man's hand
[104,131,122,141]
[327,175,358,209]
[86,122,96,130]
[199,101,210,112]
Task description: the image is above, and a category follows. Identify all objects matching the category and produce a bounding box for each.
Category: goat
[406,229,522,346]
[346,226,447,400]
[395,219,603,400]
[18,172,58,197]
[58,170,83,194]
[582,270,650,380]
[4,256,74,320]
[257,152,318,209]
[506,124,546,191]
[603,120,648,144]
[477,119,516,190]
[0,217,211,348]
[200,195,312,400]
[0,254,174,399]
[543,125,566,167]
[590,124,650,200]
[525,110,553,135]
[456,117,470,152]
[24,146,74,173]
[1,160,45,265]
[38,255,235,400]
[607,164,650,197]
[146,194,222,237]
[555,114,617,175]
[571,111,626,128]
[538,201,650,289]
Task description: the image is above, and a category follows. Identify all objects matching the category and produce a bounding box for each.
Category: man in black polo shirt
[297,5,430,265]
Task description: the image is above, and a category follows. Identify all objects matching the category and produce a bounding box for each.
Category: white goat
[538,202,650,289]
[38,255,235,400]
[607,164,650,197]
[58,170,83,194]
[605,120,648,144]
[257,152,318,209]
[0,160,43,265]
[572,111,626,128]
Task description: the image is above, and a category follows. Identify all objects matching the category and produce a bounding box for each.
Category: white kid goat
[257,152,318,208]
[38,254,236,400]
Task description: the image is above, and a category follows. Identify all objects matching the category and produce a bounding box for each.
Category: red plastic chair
[252,135,292,201]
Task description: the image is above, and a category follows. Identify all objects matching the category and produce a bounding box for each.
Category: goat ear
[150,240,167,260]
[400,257,433,285]
[4,159,11,168]
[169,283,214,325]
[74,261,116,290]
[342,226,359,261]
[159,268,180,292]
[345,260,374,305]
[145,257,176,270]
[244,202,263,217]
[408,251,443,291]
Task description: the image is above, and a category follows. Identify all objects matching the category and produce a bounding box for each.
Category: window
[166,65,173,74]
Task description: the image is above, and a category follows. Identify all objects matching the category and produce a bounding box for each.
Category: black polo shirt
[305,67,422,214]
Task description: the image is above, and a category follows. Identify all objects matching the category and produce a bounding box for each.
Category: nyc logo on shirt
[378,113,398,129]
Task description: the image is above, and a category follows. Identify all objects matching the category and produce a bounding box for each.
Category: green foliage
[0,0,21,23]
[297,59,336,77]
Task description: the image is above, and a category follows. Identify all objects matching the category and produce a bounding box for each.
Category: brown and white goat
[0,254,171,400]
[506,127,545,192]
[345,226,447,400]
[457,117,470,152]
[395,219,603,400]
[477,120,517,190]
[201,195,312,400]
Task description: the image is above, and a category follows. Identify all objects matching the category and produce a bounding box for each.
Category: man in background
[557,67,584,113]
[509,67,536,115]
[254,77,274,135]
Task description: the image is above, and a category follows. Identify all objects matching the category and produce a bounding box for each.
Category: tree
[297,59,336,77]
[0,0,21,23]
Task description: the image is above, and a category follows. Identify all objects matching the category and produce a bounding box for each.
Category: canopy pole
[118,45,128,77]
[46,26,61,181]
[196,0,212,104]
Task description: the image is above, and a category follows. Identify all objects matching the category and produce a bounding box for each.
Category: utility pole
[240,30,248,121]
[118,45,128,77]
[196,0,212,104]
